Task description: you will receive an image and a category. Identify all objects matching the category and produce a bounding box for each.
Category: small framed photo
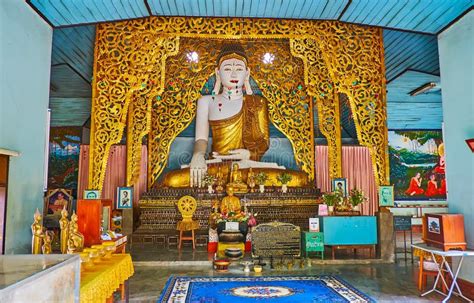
[379,185,394,207]
[44,189,72,218]
[84,189,101,200]
[117,187,133,209]
[332,178,347,197]
[309,218,320,232]
[427,216,440,234]
[318,204,328,216]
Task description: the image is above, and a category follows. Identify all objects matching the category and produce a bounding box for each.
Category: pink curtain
[315,145,378,215]
[77,145,147,212]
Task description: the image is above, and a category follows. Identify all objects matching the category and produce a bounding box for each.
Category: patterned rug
[158,275,375,302]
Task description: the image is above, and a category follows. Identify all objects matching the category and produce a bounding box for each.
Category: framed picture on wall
[379,185,394,207]
[117,187,133,209]
[84,189,101,200]
[332,178,348,197]
[44,188,72,219]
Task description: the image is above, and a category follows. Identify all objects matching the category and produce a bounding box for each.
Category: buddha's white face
[217,58,248,90]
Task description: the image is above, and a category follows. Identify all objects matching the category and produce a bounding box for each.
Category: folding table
[412,243,474,303]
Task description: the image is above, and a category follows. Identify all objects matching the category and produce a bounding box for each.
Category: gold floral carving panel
[90,17,389,190]
[91,19,179,189]
[127,37,179,186]
[315,24,388,185]
[290,38,342,178]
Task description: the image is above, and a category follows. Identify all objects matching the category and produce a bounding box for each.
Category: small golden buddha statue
[42,231,53,254]
[67,212,84,254]
[247,167,256,192]
[227,163,248,193]
[59,206,69,254]
[220,186,241,215]
[215,165,226,193]
[31,209,44,254]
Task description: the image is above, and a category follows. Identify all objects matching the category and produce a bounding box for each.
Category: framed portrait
[378,185,394,207]
[84,189,101,200]
[117,187,133,209]
[332,178,347,197]
[44,189,72,218]
[427,216,441,234]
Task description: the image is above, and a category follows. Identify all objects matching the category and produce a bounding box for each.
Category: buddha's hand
[212,149,251,160]
[189,153,207,187]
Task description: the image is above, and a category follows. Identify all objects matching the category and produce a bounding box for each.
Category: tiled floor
[126,242,463,302]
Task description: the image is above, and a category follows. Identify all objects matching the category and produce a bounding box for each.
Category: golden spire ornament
[31,208,44,254]
[59,206,70,254]
[67,211,84,254]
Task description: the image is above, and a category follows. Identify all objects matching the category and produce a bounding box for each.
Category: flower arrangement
[216,211,249,223]
[322,191,342,206]
[348,188,367,207]
[277,172,292,185]
[202,174,216,186]
[255,172,268,185]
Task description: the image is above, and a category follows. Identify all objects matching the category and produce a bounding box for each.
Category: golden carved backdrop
[90,17,389,191]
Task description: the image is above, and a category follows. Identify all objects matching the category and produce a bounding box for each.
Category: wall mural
[48,127,81,194]
[388,130,446,201]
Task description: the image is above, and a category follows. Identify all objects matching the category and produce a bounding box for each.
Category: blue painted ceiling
[29,0,472,34]
[39,1,472,129]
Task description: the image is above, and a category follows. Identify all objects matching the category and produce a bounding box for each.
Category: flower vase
[259,184,265,193]
[328,206,334,214]
[282,184,288,193]
[353,204,360,211]
[207,185,214,194]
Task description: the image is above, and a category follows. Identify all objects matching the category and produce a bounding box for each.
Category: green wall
[0,0,53,253]
[438,11,474,282]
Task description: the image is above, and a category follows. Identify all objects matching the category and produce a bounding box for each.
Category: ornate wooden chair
[176,195,199,250]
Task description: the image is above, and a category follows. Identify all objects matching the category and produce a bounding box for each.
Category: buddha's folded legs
[159,162,308,187]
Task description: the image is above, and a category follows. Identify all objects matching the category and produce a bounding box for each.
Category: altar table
[412,243,474,303]
[80,254,134,303]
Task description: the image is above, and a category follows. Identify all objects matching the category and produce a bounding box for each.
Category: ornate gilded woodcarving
[290,38,342,178]
[127,37,179,186]
[91,17,388,190]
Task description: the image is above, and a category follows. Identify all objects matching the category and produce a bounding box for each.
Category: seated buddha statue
[220,186,241,215]
[227,163,248,193]
[162,44,308,188]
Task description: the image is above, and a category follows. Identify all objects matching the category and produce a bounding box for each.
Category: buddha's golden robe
[161,95,308,187]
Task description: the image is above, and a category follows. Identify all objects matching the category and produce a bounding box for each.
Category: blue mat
[158,275,375,302]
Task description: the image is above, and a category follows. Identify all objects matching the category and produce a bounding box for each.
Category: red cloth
[245,241,252,252]
[425,181,439,197]
[405,178,424,195]
[207,242,217,253]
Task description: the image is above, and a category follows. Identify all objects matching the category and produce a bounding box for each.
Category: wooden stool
[418,255,447,293]
[178,230,196,250]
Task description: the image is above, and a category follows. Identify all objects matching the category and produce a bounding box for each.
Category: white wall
[438,11,474,282]
[0,0,52,253]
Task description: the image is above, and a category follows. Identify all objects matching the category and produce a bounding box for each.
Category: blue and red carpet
[158,275,375,302]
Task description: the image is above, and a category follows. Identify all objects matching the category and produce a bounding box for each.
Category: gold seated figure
[220,187,241,215]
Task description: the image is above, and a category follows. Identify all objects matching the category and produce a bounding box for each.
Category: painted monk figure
[425,174,439,197]
[405,172,424,196]
[162,44,308,188]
